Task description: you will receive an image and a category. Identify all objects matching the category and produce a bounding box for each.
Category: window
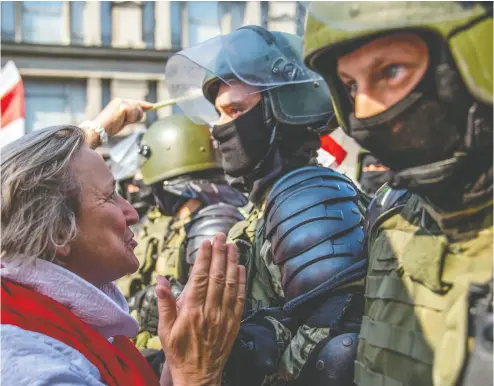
[296,2,308,37]
[170,1,182,49]
[100,1,112,46]
[101,79,111,109]
[21,1,64,44]
[229,2,245,32]
[261,2,269,29]
[218,2,245,33]
[146,81,157,124]
[187,2,221,47]
[24,78,87,132]
[70,1,85,45]
[1,1,15,41]
[142,1,155,48]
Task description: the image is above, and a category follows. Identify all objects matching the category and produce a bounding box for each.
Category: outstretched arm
[81,98,154,149]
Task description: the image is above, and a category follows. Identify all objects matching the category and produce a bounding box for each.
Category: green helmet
[303,2,493,128]
[165,26,335,131]
[139,116,221,185]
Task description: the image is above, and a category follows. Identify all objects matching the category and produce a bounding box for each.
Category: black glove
[224,322,279,386]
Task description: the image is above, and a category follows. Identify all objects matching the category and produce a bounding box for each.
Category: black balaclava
[151,170,248,216]
[212,95,321,203]
[358,154,389,196]
[212,100,274,178]
[151,183,188,217]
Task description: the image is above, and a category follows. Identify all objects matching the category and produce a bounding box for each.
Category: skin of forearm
[159,363,223,386]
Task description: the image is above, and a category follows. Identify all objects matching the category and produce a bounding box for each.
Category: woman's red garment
[1,278,159,386]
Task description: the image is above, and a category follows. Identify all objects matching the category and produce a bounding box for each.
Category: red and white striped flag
[1,61,25,148]
[317,133,348,168]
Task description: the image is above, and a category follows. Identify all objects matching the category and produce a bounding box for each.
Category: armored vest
[228,203,282,309]
[355,194,493,386]
[151,215,190,286]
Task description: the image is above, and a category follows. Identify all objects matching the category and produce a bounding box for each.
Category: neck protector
[212,101,275,178]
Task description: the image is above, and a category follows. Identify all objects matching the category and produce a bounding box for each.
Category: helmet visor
[109,131,144,181]
[165,29,323,125]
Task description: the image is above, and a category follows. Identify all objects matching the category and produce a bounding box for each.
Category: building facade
[1,1,307,149]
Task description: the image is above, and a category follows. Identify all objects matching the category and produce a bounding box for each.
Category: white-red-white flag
[317,134,348,169]
[1,61,25,148]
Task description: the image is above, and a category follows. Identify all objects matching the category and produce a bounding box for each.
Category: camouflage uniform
[304,2,493,385]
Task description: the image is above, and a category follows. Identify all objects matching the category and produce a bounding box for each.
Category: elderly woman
[1,101,245,386]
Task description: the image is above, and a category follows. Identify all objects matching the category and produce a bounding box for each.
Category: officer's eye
[228,107,244,118]
[382,64,404,80]
[345,81,358,99]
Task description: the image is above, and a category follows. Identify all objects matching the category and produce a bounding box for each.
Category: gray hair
[1,125,86,262]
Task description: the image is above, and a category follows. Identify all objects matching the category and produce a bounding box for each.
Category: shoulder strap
[365,184,411,235]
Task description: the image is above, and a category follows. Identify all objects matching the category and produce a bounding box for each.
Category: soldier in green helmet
[117,115,247,360]
[165,26,369,386]
[303,2,493,385]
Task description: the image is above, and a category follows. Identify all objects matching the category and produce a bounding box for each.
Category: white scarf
[1,258,139,339]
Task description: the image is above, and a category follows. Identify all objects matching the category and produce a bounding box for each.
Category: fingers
[176,282,188,311]
[155,275,177,341]
[184,239,212,308]
[205,233,228,312]
[139,101,155,111]
[221,242,239,311]
[121,101,144,124]
[234,265,246,322]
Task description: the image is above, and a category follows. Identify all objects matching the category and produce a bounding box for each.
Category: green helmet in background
[303,1,492,129]
[139,115,221,185]
[165,26,335,132]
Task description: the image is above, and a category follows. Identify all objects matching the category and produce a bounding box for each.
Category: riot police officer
[303,2,493,385]
[118,115,247,354]
[165,26,368,385]
[356,151,389,197]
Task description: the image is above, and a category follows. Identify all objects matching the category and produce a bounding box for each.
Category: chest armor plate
[228,207,282,308]
[356,195,493,386]
[153,216,189,281]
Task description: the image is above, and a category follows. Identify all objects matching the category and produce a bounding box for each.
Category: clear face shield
[164,28,324,125]
[108,130,145,182]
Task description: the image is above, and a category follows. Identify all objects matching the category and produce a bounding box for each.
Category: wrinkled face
[337,33,429,118]
[64,145,139,286]
[214,81,262,125]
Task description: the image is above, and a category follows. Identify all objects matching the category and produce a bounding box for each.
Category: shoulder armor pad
[185,203,244,264]
[364,184,410,234]
[307,333,358,386]
[264,166,366,308]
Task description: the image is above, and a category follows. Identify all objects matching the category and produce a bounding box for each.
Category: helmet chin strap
[389,101,492,196]
[387,153,466,191]
[240,94,280,182]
